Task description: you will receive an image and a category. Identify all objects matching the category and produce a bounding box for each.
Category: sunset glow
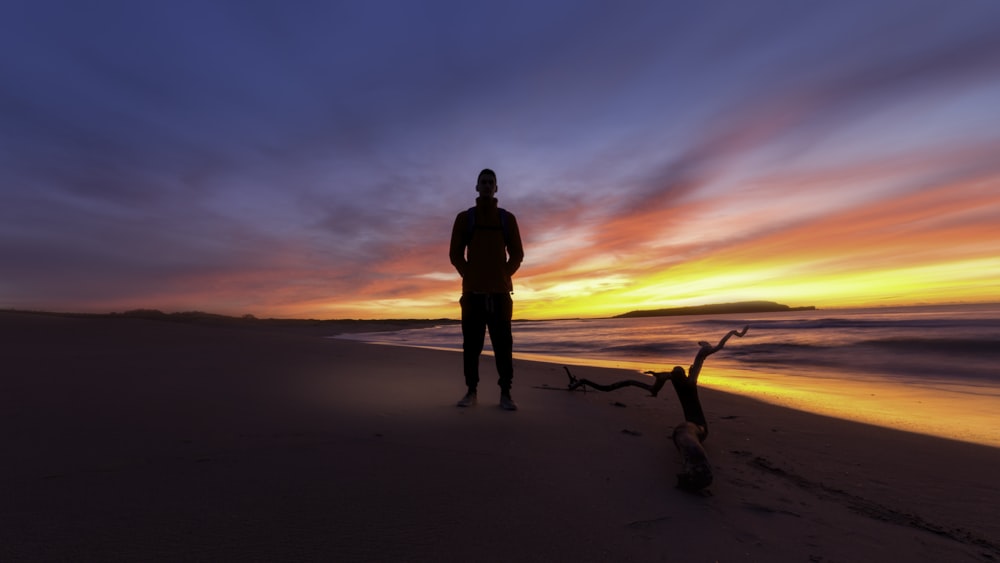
[2,2,999,319]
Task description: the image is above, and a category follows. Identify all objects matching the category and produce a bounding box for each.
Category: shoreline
[2,310,998,561]
[341,335,1000,450]
[337,305,1000,450]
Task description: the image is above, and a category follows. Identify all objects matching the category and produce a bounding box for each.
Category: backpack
[465,206,510,245]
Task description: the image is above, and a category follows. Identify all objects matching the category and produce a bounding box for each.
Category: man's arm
[449,212,468,277]
[505,212,524,276]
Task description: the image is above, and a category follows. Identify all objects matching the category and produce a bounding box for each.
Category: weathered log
[564,325,749,491]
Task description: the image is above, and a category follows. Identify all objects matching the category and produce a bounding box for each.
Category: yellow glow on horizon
[148,170,998,321]
[506,255,1000,320]
[258,252,998,320]
[241,249,999,320]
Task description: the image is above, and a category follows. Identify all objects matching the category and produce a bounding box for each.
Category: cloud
[2,1,998,317]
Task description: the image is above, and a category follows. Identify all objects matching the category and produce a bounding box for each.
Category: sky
[2,0,999,320]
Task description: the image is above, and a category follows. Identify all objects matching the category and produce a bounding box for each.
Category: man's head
[476,168,497,199]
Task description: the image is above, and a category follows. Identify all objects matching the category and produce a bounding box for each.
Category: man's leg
[486,293,514,395]
[461,294,487,393]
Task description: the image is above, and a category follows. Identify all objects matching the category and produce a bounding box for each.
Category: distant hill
[1,308,457,335]
[614,300,816,318]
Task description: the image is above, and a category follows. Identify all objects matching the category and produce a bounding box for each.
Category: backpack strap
[499,208,509,243]
[464,207,476,245]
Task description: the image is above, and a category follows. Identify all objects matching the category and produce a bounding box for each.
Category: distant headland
[614,300,816,319]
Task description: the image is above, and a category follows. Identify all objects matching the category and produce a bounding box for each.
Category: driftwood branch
[564,366,671,396]
[564,325,749,491]
[688,325,749,386]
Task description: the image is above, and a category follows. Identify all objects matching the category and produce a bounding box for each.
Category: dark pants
[461,293,514,393]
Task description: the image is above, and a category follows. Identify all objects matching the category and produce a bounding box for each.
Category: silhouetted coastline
[614,300,816,318]
[0,308,457,336]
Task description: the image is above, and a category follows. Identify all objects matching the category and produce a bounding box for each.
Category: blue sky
[2,1,999,318]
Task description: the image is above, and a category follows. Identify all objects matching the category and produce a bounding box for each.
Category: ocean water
[338,304,1000,447]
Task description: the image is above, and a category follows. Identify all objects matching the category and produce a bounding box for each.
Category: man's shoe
[500,394,518,411]
[456,392,477,407]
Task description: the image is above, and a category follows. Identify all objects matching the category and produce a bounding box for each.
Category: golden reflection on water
[515,352,1000,448]
[697,365,998,448]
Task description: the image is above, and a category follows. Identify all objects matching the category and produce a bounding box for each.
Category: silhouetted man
[449,168,524,410]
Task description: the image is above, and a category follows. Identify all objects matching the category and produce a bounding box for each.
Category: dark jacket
[449,197,524,294]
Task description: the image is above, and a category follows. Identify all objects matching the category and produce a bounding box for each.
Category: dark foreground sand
[2,311,998,562]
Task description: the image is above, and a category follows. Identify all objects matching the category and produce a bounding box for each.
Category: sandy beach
[2,310,998,562]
